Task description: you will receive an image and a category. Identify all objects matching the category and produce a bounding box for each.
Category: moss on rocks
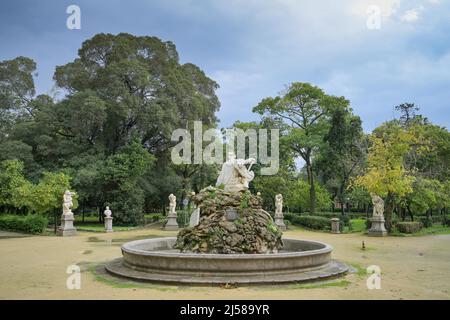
[174,187,283,254]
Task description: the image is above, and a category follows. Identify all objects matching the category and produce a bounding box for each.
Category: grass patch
[76,223,137,232]
[348,262,367,277]
[295,280,351,289]
[75,215,99,222]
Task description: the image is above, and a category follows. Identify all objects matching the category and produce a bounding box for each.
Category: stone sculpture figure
[63,190,76,216]
[58,190,77,236]
[216,152,256,193]
[274,194,286,231]
[371,193,384,217]
[104,206,112,217]
[104,206,113,232]
[368,193,388,237]
[275,194,283,215]
[164,194,179,231]
[169,194,176,214]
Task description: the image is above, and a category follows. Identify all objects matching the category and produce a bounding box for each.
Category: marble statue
[104,206,112,217]
[275,194,283,215]
[368,193,388,237]
[216,152,256,193]
[164,194,179,231]
[58,190,77,236]
[371,193,384,217]
[169,194,176,214]
[104,206,113,232]
[274,194,286,231]
[63,190,76,216]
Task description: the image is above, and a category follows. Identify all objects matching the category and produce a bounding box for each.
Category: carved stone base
[275,214,286,231]
[57,214,77,236]
[164,213,179,231]
[105,216,113,233]
[331,218,340,234]
[368,216,388,237]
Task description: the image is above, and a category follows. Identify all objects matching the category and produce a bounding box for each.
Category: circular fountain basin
[105,237,348,285]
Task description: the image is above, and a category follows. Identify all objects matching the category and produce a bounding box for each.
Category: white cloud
[400,6,424,22]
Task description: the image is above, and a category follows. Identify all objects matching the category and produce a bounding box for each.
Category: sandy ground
[0,226,449,300]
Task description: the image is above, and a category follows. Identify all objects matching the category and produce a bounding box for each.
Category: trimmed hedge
[291,215,332,231]
[285,213,349,231]
[0,214,48,234]
[395,221,423,234]
[297,212,367,219]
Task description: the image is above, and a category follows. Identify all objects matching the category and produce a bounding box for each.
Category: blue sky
[1,0,449,131]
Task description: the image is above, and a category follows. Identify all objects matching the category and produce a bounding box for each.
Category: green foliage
[93,141,156,225]
[289,180,331,212]
[290,215,331,231]
[253,82,348,213]
[0,160,32,210]
[395,221,423,234]
[30,172,72,214]
[0,214,48,234]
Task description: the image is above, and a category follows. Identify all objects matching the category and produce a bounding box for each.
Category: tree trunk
[384,193,394,232]
[306,160,316,214]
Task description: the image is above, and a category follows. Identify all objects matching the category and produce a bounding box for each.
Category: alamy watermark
[366,265,381,290]
[66,264,81,290]
[366,5,382,30]
[66,5,81,30]
[171,121,279,175]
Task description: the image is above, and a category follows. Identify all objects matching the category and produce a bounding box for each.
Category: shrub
[291,215,331,231]
[417,216,433,228]
[0,214,48,234]
[395,221,423,234]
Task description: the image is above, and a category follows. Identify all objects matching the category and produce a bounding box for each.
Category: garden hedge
[0,214,48,234]
[395,221,423,234]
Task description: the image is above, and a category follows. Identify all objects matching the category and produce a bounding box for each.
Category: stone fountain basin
[105,237,349,285]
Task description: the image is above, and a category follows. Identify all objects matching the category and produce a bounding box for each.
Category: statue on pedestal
[104,206,113,232]
[58,190,77,236]
[368,193,388,237]
[274,194,286,231]
[371,193,384,217]
[164,194,179,231]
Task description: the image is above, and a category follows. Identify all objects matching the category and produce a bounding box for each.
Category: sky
[0,0,449,131]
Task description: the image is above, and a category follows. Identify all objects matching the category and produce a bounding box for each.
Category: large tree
[316,108,367,215]
[0,33,221,222]
[253,82,348,213]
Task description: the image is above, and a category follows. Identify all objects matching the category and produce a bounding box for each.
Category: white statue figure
[62,190,76,216]
[371,193,384,217]
[104,206,112,217]
[275,194,283,216]
[274,194,286,231]
[168,194,176,215]
[216,152,256,193]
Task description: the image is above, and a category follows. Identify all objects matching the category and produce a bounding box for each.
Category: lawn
[76,223,138,232]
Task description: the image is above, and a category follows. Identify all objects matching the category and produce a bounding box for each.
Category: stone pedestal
[105,216,113,233]
[368,216,388,237]
[164,213,179,231]
[274,214,286,231]
[331,218,340,234]
[57,214,77,236]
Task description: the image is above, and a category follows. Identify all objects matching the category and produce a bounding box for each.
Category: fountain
[105,153,348,284]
